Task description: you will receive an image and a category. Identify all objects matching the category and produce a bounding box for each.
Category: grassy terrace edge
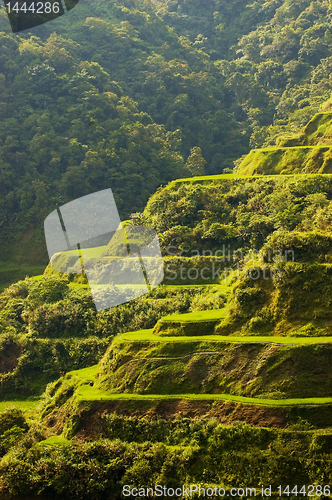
[166,172,332,188]
[116,329,332,344]
[69,367,332,407]
[76,385,332,407]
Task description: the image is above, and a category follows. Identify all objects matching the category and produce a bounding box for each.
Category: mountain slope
[237,112,332,174]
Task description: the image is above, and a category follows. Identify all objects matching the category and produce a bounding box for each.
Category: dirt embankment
[65,398,330,442]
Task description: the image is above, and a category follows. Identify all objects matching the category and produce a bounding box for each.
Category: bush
[0,408,28,436]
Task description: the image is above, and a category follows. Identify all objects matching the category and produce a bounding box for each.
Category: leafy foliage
[0,419,331,499]
[0,1,250,264]
[145,175,332,252]
[0,277,220,394]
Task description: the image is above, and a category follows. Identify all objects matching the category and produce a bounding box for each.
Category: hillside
[95,330,332,399]
[3,1,332,497]
[0,0,249,271]
[3,0,332,275]
[237,111,332,174]
[4,103,331,396]
[0,198,332,497]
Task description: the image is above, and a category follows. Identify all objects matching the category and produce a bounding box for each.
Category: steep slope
[0,276,224,395]
[237,112,332,175]
[2,153,332,500]
[5,0,332,273]
[95,333,332,399]
[0,2,248,269]
[4,3,332,497]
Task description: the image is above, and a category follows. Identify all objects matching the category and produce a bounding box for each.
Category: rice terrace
[2,0,332,498]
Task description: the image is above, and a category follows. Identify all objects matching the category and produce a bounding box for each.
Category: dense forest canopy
[2,0,332,263]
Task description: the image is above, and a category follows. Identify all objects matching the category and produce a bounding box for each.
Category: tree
[184,147,206,176]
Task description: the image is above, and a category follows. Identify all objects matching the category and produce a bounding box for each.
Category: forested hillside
[0,0,248,265]
[157,0,332,147]
[3,3,332,496]
[3,0,332,267]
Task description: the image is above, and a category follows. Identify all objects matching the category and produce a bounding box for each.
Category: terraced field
[59,303,332,410]
[117,329,332,345]
[70,359,332,407]
[4,110,332,433]
[2,266,332,415]
[166,171,332,187]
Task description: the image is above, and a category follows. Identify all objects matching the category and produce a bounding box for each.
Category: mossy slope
[94,338,332,400]
[237,112,332,175]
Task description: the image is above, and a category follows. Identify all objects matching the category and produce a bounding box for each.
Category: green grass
[0,399,40,412]
[255,145,332,152]
[115,329,332,344]
[161,309,227,322]
[167,173,282,188]
[159,284,231,289]
[38,436,72,446]
[31,275,45,281]
[69,365,98,381]
[0,264,47,291]
[166,173,332,189]
[53,245,107,260]
[80,246,108,259]
[76,385,332,407]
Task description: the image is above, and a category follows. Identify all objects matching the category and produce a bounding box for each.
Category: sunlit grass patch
[38,435,72,446]
[116,329,332,344]
[76,385,332,407]
[0,399,39,413]
[161,309,227,322]
[68,365,98,381]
